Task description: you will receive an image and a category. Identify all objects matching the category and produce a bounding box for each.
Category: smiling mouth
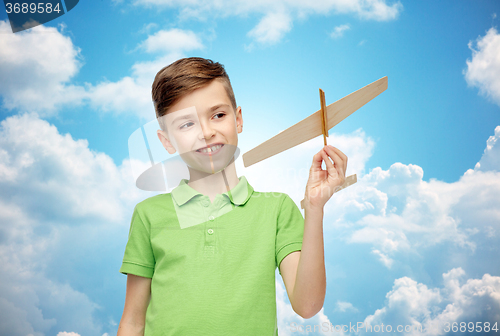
[196,144,224,154]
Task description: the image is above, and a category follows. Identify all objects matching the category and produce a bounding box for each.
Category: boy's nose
[199,124,216,140]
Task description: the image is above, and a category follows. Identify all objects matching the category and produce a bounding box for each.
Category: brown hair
[152,57,237,131]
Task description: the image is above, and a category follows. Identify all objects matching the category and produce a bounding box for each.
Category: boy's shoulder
[134,192,173,210]
[250,189,287,198]
[250,189,299,207]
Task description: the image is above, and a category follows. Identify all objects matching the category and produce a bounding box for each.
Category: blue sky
[0,1,499,335]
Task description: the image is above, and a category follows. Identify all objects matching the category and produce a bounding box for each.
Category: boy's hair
[152,57,237,131]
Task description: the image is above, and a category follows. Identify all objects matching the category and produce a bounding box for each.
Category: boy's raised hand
[304,145,348,210]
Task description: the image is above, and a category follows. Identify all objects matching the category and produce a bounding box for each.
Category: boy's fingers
[328,146,348,176]
[310,147,349,185]
[334,146,348,173]
[330,146,347,161]
[324,146,345,178]
[327,146,348,170]
[320,149,336,175]
[310,151,324,171]
[322,151,346,189]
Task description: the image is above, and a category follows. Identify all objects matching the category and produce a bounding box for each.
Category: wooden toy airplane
[242,76,388,208]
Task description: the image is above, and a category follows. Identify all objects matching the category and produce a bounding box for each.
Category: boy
[118,57,348,335]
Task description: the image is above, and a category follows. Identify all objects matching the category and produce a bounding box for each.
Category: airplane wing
[242,76,388,167]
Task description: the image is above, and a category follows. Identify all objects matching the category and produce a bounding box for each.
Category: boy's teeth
[198,144,222,153]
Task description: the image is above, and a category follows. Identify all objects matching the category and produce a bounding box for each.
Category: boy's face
[157,79,242,174]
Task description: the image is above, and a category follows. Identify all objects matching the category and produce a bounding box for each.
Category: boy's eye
[213,112,225,119]
[179,122,194,129]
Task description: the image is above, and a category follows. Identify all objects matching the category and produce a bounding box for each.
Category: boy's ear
[157,129,177,154]
[236,106,243,134]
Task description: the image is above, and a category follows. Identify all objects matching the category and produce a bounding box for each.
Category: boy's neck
[187,161,239,203]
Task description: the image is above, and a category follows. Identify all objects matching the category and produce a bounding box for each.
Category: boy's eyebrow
[170,113,196,125]
[206,103,230,113]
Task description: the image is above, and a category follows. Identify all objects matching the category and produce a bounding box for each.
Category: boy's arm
[280,206,325,319]
[280,145,347,319]
[117,274,152,336]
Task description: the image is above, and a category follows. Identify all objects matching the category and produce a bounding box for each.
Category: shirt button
[202,200,209,207]
[208,215,215,221]
[207,229,214,235]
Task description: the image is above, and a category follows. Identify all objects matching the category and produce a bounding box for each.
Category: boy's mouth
[195,143,224,154]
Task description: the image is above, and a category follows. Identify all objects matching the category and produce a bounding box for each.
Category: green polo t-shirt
[120,176,304,335]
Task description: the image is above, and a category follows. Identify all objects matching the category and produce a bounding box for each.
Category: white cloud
[139,28,203,53]
[0,204,103,336]
[0,20,86,115]
[0,112,142,222]
[86,75,154,120]
[340,163,500,266]
[318,125,500,268]
[87,28,204,120]
[0,21,204,120]
[354,0,402,21]
[57,332,81,336]
[474,125,500,172]
[248,11,293,45]
[334,300,359,313]
[371,249,394,268]
[132,0,403,21]
[0,113,151,335]
[330,24,351,39]
[464,27,500,106]
[138,22,158,34]
[362,268,500,335]
[0,296,53,336]
[126,0,402,45]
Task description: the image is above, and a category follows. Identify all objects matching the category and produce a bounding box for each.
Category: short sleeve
[119,205,155,278]
[275,194,304,275]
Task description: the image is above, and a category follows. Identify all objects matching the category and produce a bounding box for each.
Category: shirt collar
[171,176,254,207]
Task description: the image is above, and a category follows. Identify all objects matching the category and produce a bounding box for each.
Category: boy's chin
[187,164,229,176]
